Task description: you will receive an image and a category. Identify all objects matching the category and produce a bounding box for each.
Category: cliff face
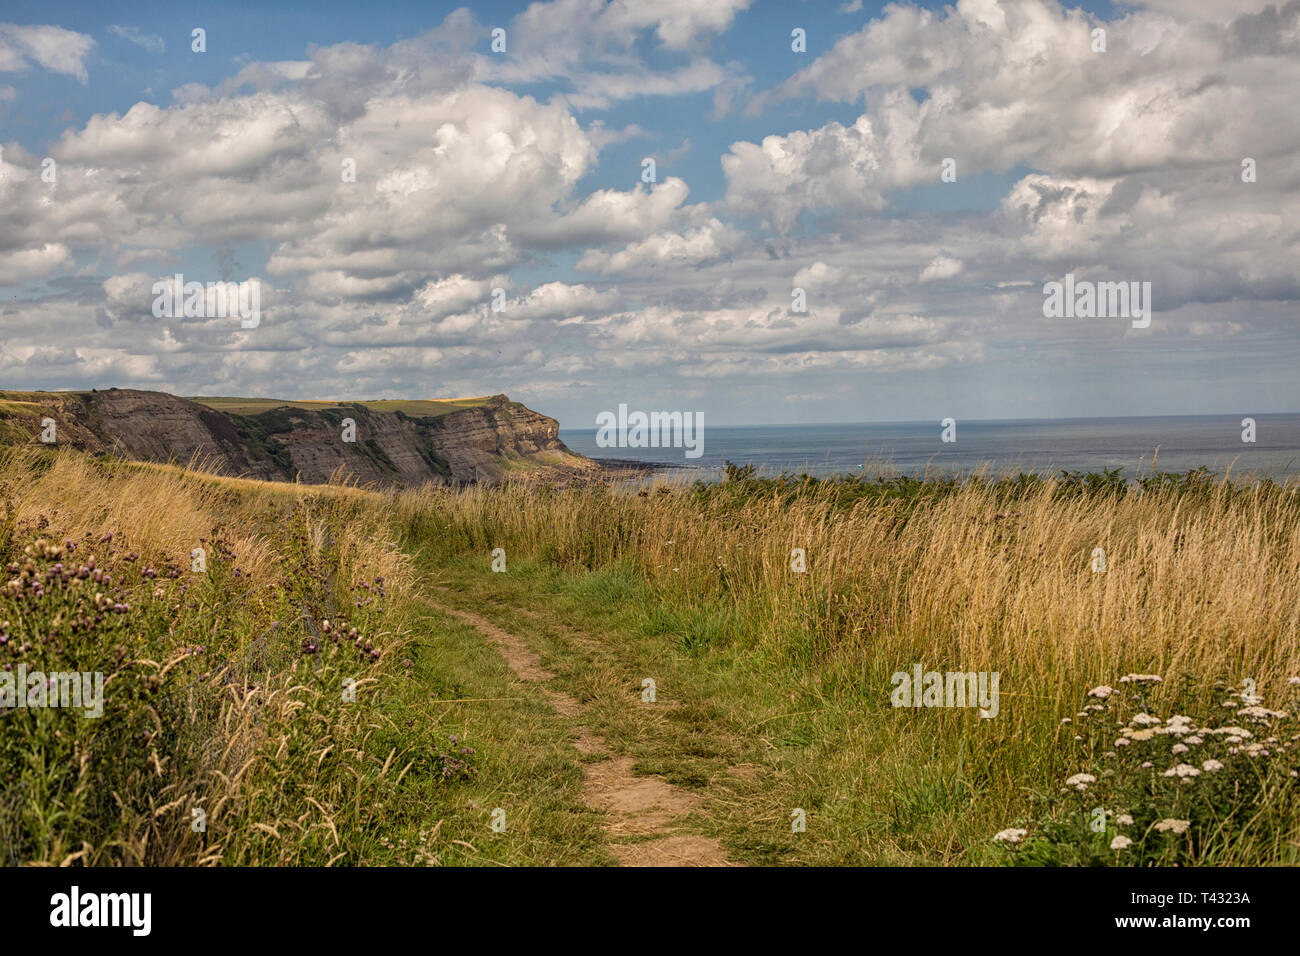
[0,388,595,487]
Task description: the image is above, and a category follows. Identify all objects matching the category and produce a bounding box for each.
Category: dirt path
[431,601,735,867]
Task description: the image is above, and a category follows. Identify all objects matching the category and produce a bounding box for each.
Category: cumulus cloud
[0,23,94,81]
[919,256,963,283]
[577,219,743,274]
[1,2,1296,422]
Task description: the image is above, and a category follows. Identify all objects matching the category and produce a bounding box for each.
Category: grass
[190,396,497,418]
[391,467,1300,865]
[0,449,603,865]
[3,447,1298,865]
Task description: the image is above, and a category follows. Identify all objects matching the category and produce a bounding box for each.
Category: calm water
[560,414,1300,480]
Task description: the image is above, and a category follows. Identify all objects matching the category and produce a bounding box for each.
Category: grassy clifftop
[189,395,500,418]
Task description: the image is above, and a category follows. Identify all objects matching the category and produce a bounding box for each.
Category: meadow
[3,448,1297,865]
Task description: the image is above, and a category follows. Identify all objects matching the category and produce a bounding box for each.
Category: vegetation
[190,396,497,418]
[3,447,1297,865]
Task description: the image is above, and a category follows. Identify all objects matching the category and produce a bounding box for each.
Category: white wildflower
[1064,773,1097,791]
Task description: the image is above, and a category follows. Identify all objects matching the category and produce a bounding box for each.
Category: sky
[0,0,1297,427]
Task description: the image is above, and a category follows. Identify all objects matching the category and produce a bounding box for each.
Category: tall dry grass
[396,473,1300,732]
[1,449,415,865]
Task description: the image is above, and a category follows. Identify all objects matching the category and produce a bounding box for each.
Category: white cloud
[0,23,94,82]
[107,25,164,55]
[919,256,963,283]
[577,219,742,274]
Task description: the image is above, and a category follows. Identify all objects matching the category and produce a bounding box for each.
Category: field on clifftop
[3,448,1298,866]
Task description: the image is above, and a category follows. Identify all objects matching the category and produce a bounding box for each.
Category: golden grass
[1,449,416,865]
[395,475,1300,730]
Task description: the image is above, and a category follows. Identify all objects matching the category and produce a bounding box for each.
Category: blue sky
[1,0,1297,427]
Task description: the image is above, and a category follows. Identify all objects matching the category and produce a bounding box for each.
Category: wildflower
[1088,685,1114,699]
[1155,818,1190,834]
[1238,705,1288,722]
[1131,713,1161,726]
[1165,715,1195,734]
[1206,726,1253,739]
[1115,738,1130,746]
[1120,674,1163,684]
[1140,761,1153,768]
[993,828,1027,844]
[1161,764,1201,778]
[1288,677,1300,686]
[1172,744,1188,754]
[1184,735,1203,745]
[1110,835,1133,851]
[1064,773,1096,792]
[1201,759,1224,772]
[1061,717,1072,725]
[1115,814,1134,826]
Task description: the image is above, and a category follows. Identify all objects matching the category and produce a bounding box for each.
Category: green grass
[190,396,497,418]
[8,448,1299,866]
[0,450,605,866]
[406,550,999,865]
[342,585,611,866]
[392,473,1300,866]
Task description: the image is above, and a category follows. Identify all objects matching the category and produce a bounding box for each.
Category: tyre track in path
[431,600,735,867]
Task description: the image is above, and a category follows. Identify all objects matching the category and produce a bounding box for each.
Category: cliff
[0,388,598,487]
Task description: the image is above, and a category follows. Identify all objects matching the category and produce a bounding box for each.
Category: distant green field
[0,390,93,406]
[189,396,496,418]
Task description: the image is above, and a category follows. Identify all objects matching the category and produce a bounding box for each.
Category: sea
[559,414,1300,481]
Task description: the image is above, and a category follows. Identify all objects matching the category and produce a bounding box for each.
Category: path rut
[432,601,734,867]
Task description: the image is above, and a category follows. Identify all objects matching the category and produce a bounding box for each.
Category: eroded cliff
[0,388,596,486]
